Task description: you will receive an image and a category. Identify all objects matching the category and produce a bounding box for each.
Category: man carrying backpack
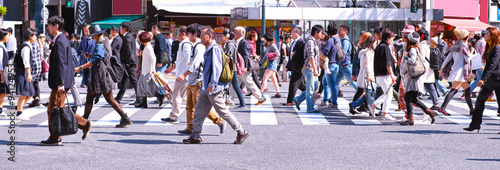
[336,25,358,97]
[430,37,448,96]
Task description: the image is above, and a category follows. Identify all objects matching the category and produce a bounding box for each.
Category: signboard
[498,7,500,21]
[75,0,91,36]
[113,0,143,15]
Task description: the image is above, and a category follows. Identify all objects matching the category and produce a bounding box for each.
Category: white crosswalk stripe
[420,100,477,125]
[250,95,278,125]
[145,103,186,126]
[294,100,330,125]
[337,98,381,125]
[93,98,157,126]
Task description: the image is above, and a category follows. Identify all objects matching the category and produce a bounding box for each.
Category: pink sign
[433,0,479,18]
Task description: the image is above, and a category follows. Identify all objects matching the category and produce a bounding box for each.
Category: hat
[88,25,107,37]
[401,25,415,33]
[431,37,439,43]
[455,28,470,40]
[407,32,420,44]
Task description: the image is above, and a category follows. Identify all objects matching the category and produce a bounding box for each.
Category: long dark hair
[483,27,500,61]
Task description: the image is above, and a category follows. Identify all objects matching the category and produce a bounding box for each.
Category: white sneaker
[0,113,7,119]
[381,115,396,121]
[318,101,329,108]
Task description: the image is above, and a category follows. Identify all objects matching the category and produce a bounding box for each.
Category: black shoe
[40,139,62,146]
[134,97,148,108]
[94,96,100,104]
[115,117,132,128]
[28,99,41,107]
[42,102,49,107]
[400,120,414,126]
[157,95,165,107]
[271,93,282,98]
[234,131,249,144]
[183,135,202,144]
[338,90,343,97]
[463,126,481,133]
[349,103,360,115]
[429,106,440,110]
[178,129,193,135]
[82,121,93,140]
[357,104,367,112]
[245,92,253,97]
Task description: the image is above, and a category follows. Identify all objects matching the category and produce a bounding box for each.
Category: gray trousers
[70,84,82,106]
[192,90,242,138]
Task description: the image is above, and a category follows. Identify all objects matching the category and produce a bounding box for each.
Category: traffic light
[66,0,74,8]
[410,0,419,13]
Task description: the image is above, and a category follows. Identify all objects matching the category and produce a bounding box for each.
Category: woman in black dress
[74,25,132,128]
[14,28,38,117]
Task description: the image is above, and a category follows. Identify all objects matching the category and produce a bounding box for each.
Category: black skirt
[15,68,35,96]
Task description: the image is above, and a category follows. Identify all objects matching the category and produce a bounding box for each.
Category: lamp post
[261,0,266,57]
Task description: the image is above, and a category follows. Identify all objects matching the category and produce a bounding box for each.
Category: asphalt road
[1,75,499,169]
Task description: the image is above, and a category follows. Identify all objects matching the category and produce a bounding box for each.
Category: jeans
[322,75,330,102]
[335,64,358,91]
[325,64,339,105]
[424,83,439,106]
[435,79,447,94]
[295,69,319,112]
[155,65,168,95]
[230,71,246,106]
[351,89,371,108]
[469,69,483,92]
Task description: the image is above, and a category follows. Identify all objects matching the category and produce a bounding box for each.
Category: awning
[152,0,288,15]
[441,19,494,32]
[92,15,145,29]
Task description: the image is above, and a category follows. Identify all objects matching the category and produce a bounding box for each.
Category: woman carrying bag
[261,33,281,98]
[134,32,159,108]
[400,32,436,126]
[464,27,500,133]
[349,34,376,115]
[74,25,132,128]
[438,29,474,116]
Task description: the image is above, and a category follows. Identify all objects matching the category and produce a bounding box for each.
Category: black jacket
[288,38,305,72]
[111,35,123,61]
[482,45,500,84]
[119,32,137,66]
[48,33,75,89]
[237,39,252,70]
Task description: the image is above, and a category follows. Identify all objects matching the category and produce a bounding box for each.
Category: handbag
[364,80,376,117]
[249,58,260,70]
[41,59,49,74]
[406,49,426,79]
[470,53,483,70]
[49,92,78,136]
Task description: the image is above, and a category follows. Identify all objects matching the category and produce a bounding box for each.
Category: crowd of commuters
[0,16,499,145]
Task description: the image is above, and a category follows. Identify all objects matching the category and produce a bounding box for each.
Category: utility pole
[58,0,62,16]
[422,0,426,23]
[261,0,266,56]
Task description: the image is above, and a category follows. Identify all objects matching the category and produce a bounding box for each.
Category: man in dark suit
[115,22,138,104]
[284,27,307,106]
[110,26,122,61]
[234,26,266,105]
[41,16,92,146]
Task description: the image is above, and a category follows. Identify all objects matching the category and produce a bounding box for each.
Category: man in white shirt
[161,25,191,123]
[6,28,17,60]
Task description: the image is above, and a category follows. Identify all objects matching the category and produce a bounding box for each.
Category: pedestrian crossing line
[1,93,52,106]
[37,101,109,126]
[145,103,186,126]
[420,100,475,125]
[294,100,330,125]
[337,98,381,125]
[250,95,278,125]
[0,107,47,126]
[93,98,157,126]
[443,99,500,120]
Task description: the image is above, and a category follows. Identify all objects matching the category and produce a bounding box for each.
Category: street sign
[43,0,49,6]
[42,7,49,20]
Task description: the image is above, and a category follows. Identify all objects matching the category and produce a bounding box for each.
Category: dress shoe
[338,90,343,97]
[40,139,62,146]
[28,99,41,107]
[157,95,165,107]
[183,135,202,144]
[497,113,500,117]
[349,103,360,115]
[134,97,148,108]
[463,126,481,133]
[245,92,253,96]
[438,108,451,116]
[400,120,414,126]
[234,131,249,144]
[256,98,266,105]
[282,103,294,106]
[115,117,132,128]
[271,93,282,98]
[42,102,49,107]
[82,121,93,140]
[424,108,436,124]
[218,119,227,134]
[178,129,193,135]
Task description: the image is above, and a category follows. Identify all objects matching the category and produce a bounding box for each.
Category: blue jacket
[76,37,95,65]
[202,41,229,94]
[339,36,352,65]
[323,37,338,64]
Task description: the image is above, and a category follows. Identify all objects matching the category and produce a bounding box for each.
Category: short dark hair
[417,28,429,41]
[186,23,202,38]
[474,33,481,41]
[327,23,338,36]
[222,28,234,40]
[248,30,258,40]
[340,25,349,35]
[139,32,152,43]
[293,27,302,35]
[381,28,395,42]
[311,25,324,36]
[152,24,159,30]
[284,34,291,40]
[412,23,421,29]
[361,36,376,50]
[374,27,384,35]
[120,22,132,32]
[24,28,38,41]
[6,27,12,34]
[203,27,215,39]
[263,33,274,42]
[110,26,119,33]
[177,25,187,35]
[47,16,65,31]
[0,29,9,40]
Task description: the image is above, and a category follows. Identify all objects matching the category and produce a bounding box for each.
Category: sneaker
[183,135,202,144]
[271,93,282,98]
[178,129,193,135]
[400,120,414,126]
[161,117,180,123]
[218,119,227,134]
[234,131,249,144]
[381,115,396,121]
[115,117,132,128]
[318,101,329,108]
[40,139,62,146]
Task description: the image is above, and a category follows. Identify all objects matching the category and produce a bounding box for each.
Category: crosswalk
[2,95,500,127]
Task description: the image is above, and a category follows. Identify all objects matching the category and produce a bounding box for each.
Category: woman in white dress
[135,32,158,108]
[439,29,474,116]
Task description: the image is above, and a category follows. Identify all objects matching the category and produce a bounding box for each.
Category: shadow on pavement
[98,139,182,145]
[381,130,463,135]
[466,158,500,162]
[0,140,81,146]
[91,131,219,137]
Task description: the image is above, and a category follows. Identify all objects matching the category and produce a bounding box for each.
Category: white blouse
[21,42,32,69]
[141,44,156,75]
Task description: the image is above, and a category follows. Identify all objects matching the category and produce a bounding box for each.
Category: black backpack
[14,42,31,71]
[429,47,444,70]
[107,55,126,83]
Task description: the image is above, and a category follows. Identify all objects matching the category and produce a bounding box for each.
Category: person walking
[132,31,159,108]
[14,28,39,117]
[223,28,246,108]
[464,27,500,133]
[183,27,248,144]
[76,24,95,88]
[151,25,170,106]
[27,32,44,108]
[6,28,17,60]
[335,25,357,97]
[0,29,11,118]
[349,33,375,114]
[283,27,307,106]
[41,16,91,145]
[114,22,139,104]
[261,33,281,98]
[293,25,323,113]
[400,32,436,125]
[74,25,132,128]
[438,28,474,116]
[418,29,440,112]
[175,24,226,135]
[321,23,340,108]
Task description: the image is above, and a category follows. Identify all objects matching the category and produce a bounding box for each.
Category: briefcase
[49,92,78,136]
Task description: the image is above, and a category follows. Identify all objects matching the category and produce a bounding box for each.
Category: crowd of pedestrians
[0,15,499,145]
